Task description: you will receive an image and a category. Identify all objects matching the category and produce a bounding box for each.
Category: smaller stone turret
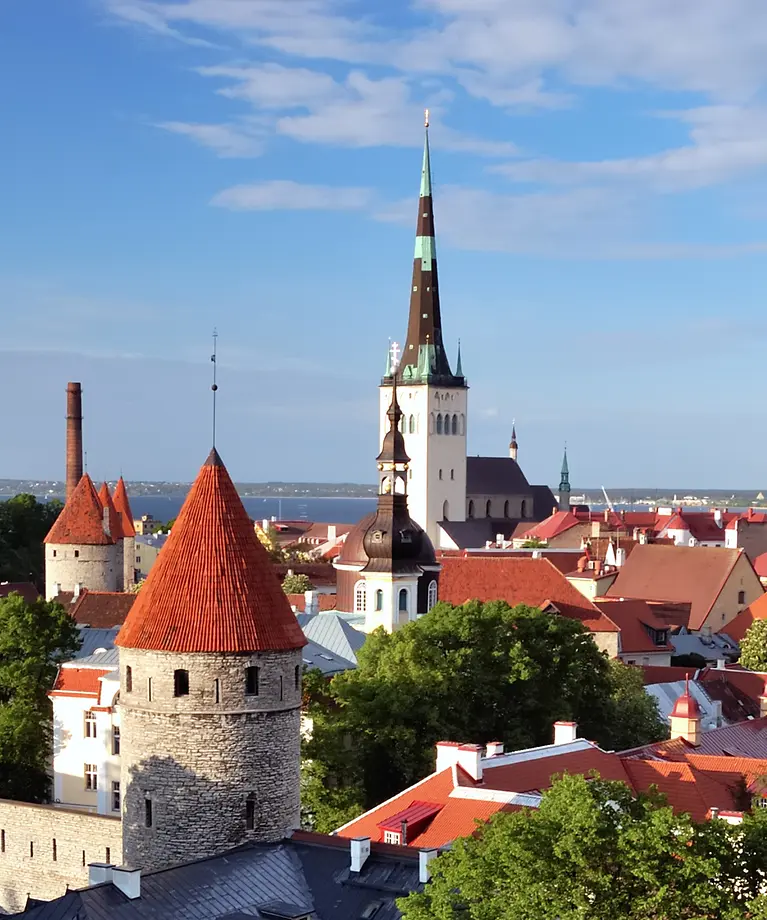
[112,477,137,590]
[669,677,702,746]
[44,474,118,600]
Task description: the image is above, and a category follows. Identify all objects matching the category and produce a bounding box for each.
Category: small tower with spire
[117,448,307,870]
[559,446,571,511]
[380,111,468,546]
[509,424,518,462]
[669,677,702,746]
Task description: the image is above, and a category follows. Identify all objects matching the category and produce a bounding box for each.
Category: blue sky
[4,0,767,488]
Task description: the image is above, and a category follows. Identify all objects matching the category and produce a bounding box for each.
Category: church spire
[559,445,571,510]
[509,423,518,461]
[398,111,461,385]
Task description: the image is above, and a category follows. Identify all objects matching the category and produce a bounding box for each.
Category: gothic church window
[521,500,527,518]
[436,414,443,434]
[409,415,416,433]
[173,669,189,697]
[398,588,409,613]
[504,500,510,518]
[451,414,457,434]
[442,500,449,520]
[468,500,475,519]
[485,500,492,518]
[354,581,367,612]
[427,580,438,610]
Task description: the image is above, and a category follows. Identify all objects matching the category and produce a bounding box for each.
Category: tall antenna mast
[211,329,218,448]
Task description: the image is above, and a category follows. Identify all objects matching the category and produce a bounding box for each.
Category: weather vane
[424,108,429,128]
[211,328,218,448]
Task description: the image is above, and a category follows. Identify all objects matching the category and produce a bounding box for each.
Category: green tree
[521,537,545,548]
[151,517,176,534]
[0,593,81,801]
[304,601,667,814]
[739,619,767,671]
[0,494,62,588]
[399,773,756,920]
[282,572,314,594]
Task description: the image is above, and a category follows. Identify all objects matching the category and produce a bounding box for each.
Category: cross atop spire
[395,115,464,387]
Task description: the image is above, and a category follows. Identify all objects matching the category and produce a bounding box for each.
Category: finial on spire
[390,340,402,374]
[211,329,218,448]
[424,108,430,128]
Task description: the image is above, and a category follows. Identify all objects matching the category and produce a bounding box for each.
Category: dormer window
[371,531,383,544]
[400,530,413,543]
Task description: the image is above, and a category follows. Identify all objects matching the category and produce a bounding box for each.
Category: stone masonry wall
[0,800,121,914]
[119,647,302,871]
[45,543,117,600]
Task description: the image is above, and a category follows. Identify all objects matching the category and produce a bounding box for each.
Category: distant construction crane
[601,486,615,512]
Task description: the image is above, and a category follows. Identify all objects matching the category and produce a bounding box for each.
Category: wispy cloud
[211,179,374,211]
[155,120,266,157]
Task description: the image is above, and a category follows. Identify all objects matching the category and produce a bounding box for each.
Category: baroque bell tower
[380,111,467,547]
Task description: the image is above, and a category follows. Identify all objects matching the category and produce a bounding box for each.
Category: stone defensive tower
[116,448,307,870]
[44,473,118,599]
[112,476,137,590]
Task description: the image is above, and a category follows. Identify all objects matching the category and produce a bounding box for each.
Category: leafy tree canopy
[282,572,314,594]
[303,601,667,822]
[0,494,62,588]
[0,593,81,801]
[399,773,767,920]
[740,619,767,671]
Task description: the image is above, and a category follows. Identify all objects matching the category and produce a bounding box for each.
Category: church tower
[509,424,518,461]
[559,447,571,511]
[380,112,467,546]
[116,448,307,870]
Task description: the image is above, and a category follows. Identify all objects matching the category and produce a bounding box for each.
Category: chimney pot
[485,741,504,757]
[73,582,82,599]
[111,866,141,900]
[87,863,114,887]
[553,721,578,745]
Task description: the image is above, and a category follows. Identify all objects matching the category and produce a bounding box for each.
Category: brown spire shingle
[45,474,114,546]
[116,448,307,653]
[112,476,136,538]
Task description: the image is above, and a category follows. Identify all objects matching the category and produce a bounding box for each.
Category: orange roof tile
[439,556,619,633]
[97,482,122,542]
[482,747,632,792]
[116,448,307,653]
[112,477,136,538]
[619,759,718,821]
[594,599,674,653]
[50,667,113,697]
[44,474,114,546]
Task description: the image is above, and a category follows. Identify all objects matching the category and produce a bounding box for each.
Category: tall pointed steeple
[509,423,518,461]
[559,446,571,510]
[398,111,462,385]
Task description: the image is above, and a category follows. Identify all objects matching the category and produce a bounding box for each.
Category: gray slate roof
[466,456,531,496]
[75,627,120,660]
[18,834,423,920]
[439,518,523,549]
[297,614,365,665]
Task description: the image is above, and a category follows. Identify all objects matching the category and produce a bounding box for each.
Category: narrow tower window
[245,666,259,695]
[436,414,443,434]
[173,669,189,697]
[354,581,366,613]
[246,794,256,831]
[485,500,492,518]
[398,588,409,613]
[375,589,383,611]
[145,798,153,828]
[451,414,458,434]
[409,414,416,433]
[521,500,528,518]
[147,677,152,701]
[442,500,449,521]
[279,675,284,701]
[52,839,57,862]
[427,580,438,611]
[214,678,221,703]
[438,469,443,480]
[504,500,510,518]
[125,666,132,693]
[468,500,475,519]
[294,665,300,690]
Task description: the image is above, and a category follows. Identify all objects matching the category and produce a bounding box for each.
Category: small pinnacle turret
[509,424,518,461]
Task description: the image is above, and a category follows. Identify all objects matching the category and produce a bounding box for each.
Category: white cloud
[211,179,374,211]
[197,63,341,109]
[155,120,266,157]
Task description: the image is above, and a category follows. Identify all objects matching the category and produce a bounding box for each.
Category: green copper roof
[561,447,569,477]
[414,233,436,270]
[456,340,463,377]
[420,127,432,199]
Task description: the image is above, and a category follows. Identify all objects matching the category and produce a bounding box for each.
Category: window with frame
[383,830,401,844]
[427,580,438,610]
[755,796,767,808]
[245,666,260,695]
[84,710,97,738]
[409,415,416,434]
[738,590,746,604]
[112,781,120,812]
[451,414,458,435]
[125,666,132,693]
[375,589,384,612]
[112,725,120,755]
[85,764,97,790]
[398,588,408,613]
[436,414,443,435]
[354,581,367,613]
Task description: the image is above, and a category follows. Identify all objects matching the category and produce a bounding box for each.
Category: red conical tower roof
[116,449,306,653]
[97,482,122,542]
[112,477,136,538]
[45,474,114,546]
[670,676,701,719]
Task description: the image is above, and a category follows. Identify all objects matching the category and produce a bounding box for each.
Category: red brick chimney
[66,382,83,501]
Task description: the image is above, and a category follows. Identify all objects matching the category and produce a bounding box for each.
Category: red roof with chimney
[112,477,136,538]
[116,448,307,653]
[45,474,115,546]
[439,555,619,633]
[518,511,581,541]
[97,482,122,543]
[594,599,674,654]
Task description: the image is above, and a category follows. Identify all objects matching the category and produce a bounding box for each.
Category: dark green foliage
[0,494,62,588]
[0,593,81,801]
[740,620,767,672]
[282,573,314,594]
[670,652,708,670]
[399,773,767,920]
[304,601,667,818]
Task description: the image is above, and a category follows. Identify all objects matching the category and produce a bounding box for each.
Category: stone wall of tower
[380,382,467,546]
[121,535,136,590]
[119,647,302,871]
[45,543,118,600]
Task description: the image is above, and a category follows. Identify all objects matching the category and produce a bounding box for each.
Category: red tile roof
[285,594,338,612]
[50,667,113,698]
[439,556,619,633]
[480,747,632,792]
[97,482,122,543]
[755,553,767,578]
[519,511,581,541]
[117,449,307,653]
[594,599,674,654]
[658,513,726,543]
[720,592,767,642]
[619,759,721,821]
[112,477,136,538]
[605,544,747,630]
[0,582,40,604]
[640,665,699,686]
[70,589,136,628]
[44,474,114,546]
